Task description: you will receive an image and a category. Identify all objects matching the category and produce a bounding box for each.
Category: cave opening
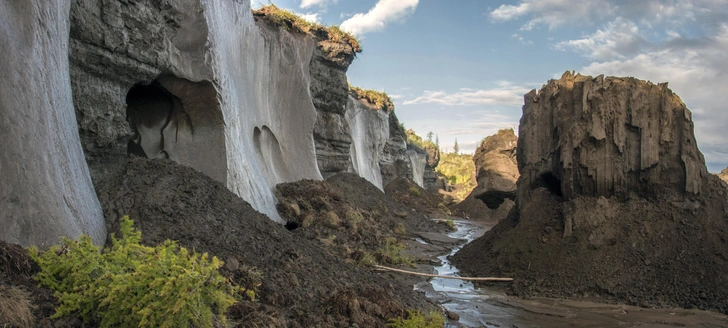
[125,82,176,159]
[285,221,300,231]
[538,172,563,197]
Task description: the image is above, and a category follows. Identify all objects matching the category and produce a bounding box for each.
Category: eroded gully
[408,219,728,328]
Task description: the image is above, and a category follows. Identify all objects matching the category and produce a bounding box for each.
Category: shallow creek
[412,219,728,328]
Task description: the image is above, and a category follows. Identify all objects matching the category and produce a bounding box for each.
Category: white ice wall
[201,1,322,222]
[0,1,106,247]
[345,96,390,190]
[407,150,427,187]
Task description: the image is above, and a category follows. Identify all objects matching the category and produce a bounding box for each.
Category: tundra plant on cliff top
[253,5,361,53]
[350,85,395,112]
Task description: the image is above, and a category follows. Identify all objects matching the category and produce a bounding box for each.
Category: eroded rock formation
[70,0,366,222]
[453,72,728,312]
[1,1,106,247]
[380,114,415,187]
[517,72,708,203]
[471,129,519,208]
[452,129,518,221]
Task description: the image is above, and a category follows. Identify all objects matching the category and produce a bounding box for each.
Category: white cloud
[490,0,612,30]
[299,12,320,23]
[555,17,646,60]
[300,0,336,9]
[340,0,419,36]
[402,84,531,106]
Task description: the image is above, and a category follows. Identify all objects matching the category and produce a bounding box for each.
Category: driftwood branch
[373,265,513,282]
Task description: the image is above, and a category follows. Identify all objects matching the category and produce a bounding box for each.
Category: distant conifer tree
[453,139,459,155]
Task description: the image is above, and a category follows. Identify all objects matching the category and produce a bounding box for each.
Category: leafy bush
[387,310,445,328]
[29,216,243,328]
[253,5,361,53]
[349,85,395,111]
[409,186,421,197]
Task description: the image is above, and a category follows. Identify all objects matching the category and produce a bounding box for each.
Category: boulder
[0,1,106,247]
[453,72,728,312]
[471,129,519,209]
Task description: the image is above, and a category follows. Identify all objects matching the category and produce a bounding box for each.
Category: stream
[412,219,728,328]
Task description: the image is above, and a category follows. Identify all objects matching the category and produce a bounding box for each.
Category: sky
[252,0,728,173]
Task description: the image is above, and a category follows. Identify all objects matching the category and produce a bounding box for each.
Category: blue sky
[253,0,728,173]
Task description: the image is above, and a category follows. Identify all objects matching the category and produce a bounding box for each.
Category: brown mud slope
[276,174,447,262]
[97,159,436,327]
[453,72,728,314]
[384,176,449,217]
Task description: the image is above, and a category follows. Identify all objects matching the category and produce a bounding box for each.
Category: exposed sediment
[453,72,728,313]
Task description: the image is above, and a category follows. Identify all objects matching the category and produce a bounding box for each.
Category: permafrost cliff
[1,0,425,246]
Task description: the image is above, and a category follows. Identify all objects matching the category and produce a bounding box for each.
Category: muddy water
[415,219,728,328]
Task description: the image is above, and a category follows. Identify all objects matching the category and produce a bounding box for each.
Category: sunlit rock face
[70,0,326,222]
[380,114,414,187]
[0,1,106,247]
[345,95,390,190]
[518,71,709,204]
[471,129,519,209]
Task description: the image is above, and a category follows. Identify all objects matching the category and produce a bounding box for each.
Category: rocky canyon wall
[345,95,390,190]
[0,1,106,247]
[70,0,365,222]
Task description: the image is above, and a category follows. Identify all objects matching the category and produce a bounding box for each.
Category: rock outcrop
[718,168,728,184]
[453,72,728,312]
[517,72,708,203]
[380,114,414,187]
[407,146,428,187]
[69,0,363,222]
[1,1,106,247]
[451,129,517,221]
[471,129,519,208]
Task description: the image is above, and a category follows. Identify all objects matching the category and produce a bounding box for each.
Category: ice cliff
[1,0,426,247]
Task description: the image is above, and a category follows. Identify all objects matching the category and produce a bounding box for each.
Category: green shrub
[28,216,243,328]
[376,237,414,267]
[387,310,445,328]
[409,186,421,197]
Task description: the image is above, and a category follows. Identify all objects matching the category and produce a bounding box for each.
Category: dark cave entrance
[126,82,176,159]
[123,76,227,184]
[537,172,563,197]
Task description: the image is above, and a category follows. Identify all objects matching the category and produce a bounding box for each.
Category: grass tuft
[0,286,35,328]
[387,310,445,328]
[253,5,361,53]
[349,85,395,112]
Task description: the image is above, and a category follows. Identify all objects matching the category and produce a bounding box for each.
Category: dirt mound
[97,159,436,327]
[275,174,447,263]
[454,180,728,313]
[450,195,513,222]
[384,176,449,217]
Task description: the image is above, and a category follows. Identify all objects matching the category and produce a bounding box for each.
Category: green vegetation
[376,237,415,267]
[405,128,425,149]
[409,186,421,197]
[29,216,245,328]
[253,5,361,53]
[393,223,407,235]
[350,85,395,111]
[436,152,476,200]
[437,219,456,230]
[387,310,446,328]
